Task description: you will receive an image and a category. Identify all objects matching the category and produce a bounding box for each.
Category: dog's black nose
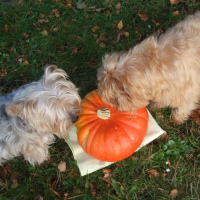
[71,115,78,123]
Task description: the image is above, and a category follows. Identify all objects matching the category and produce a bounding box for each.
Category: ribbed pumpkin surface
[75,90,149,162]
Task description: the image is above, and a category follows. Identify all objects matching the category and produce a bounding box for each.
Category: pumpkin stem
[97,108,110,119]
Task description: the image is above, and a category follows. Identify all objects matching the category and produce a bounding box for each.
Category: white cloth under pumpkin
[65,110,165,176]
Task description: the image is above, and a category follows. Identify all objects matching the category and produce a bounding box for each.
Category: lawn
[0,0,200,199]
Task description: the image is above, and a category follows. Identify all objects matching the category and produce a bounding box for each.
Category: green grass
[1,0,200,199]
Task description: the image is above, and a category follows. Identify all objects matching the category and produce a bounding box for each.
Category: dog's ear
[6,100,36,121]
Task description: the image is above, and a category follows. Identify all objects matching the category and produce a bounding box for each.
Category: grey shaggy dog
[0,65,81,165]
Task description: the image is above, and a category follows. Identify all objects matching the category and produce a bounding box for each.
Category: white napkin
[65,110,165,176]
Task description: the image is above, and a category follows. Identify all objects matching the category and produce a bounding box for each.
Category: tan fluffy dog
[97,12,200,124]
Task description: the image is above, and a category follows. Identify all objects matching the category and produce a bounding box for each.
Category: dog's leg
[21,135,54,165]
[171,102,196,124]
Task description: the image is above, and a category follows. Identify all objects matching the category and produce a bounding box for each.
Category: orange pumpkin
[75,90,149,162]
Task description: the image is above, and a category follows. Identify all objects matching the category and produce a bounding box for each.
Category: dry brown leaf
[173,11,180,16]
[92,26,99,33]
[121,31,130,38]
[106,9,110,15]
[190,0,196,2]
[66,4,72,8]
[52,26,59,32]
[70,48,78,55]
[93,34,98,39]
[74,188,82,193]
[70,170,77,178]
[152,19,160,27]
[170,0,179,4]
[41,30,48,36]
[100,42,106,48]
[51,189,61,197]
[138,13,149,21]
[36,194,43,200]
[148,169,160,178]
[116,9,121,14]
[166,160,171,168]
[58,161,66,172]
[158,131,167,140]
[50,9,60,18]
[22,60,29,65]
[116,3,121,9]
[117,20,123,30]
[99,33,106,41]
[4,24,9,33]
[38,19,50,24]
[23,32,29,38]
[0,167,7,179]
[102,169,112,182]
[9,48,14,53]
[49,177,56,189]
[35,0,42,4]
[170,189,178,198]
[197,174,200,178]
[157,111,165,121]
[131,156,138,161]
[90,182,97,195]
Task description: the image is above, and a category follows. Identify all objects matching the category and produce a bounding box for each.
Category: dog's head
[6,65,81,138]
[97,36,158,112]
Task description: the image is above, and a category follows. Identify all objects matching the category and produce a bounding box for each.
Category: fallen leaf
[58,161,66,172]
[0,167,7,179]
[166,160,171,168]
[90,182,97,195]
[4,24,9,32]
[106,9,110,15]
[158,131,167,140]
[70,170,77,178]
[170,0,179,4]
[131,156,138,161]
[100,42,106,48]
[121,31,130,38]
[190,0,196,2]
[39,13,45,18]
[117,20,123,30]
[41,30,48,36]
[52,26,59,32]
[70,48,78,55]
[77,2,87,9]
[197,174,200,178]
[49,177,56,189]
[92,26,99,33]
[116,9,121,14]
[102,169,112,182]
[74,188,82,193]
[138,13,149,21]
[66,3,72,8]
[51,189,61,197]
[23,32,29,38]
[50,9,60,18]
[38,19,50,24]
[36,194,43,200]
[173,11,180,16]
[116,3,121,9]
[157,111,165,121]
[8,48,14,53]
[11,179,18,189]
[35,0,42,4]
[152,19,160,27]
[93,34,98,39]
[22,60,29,65]
[99,33,106,41]
[148,169,160,178]
[170,189,178,198]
